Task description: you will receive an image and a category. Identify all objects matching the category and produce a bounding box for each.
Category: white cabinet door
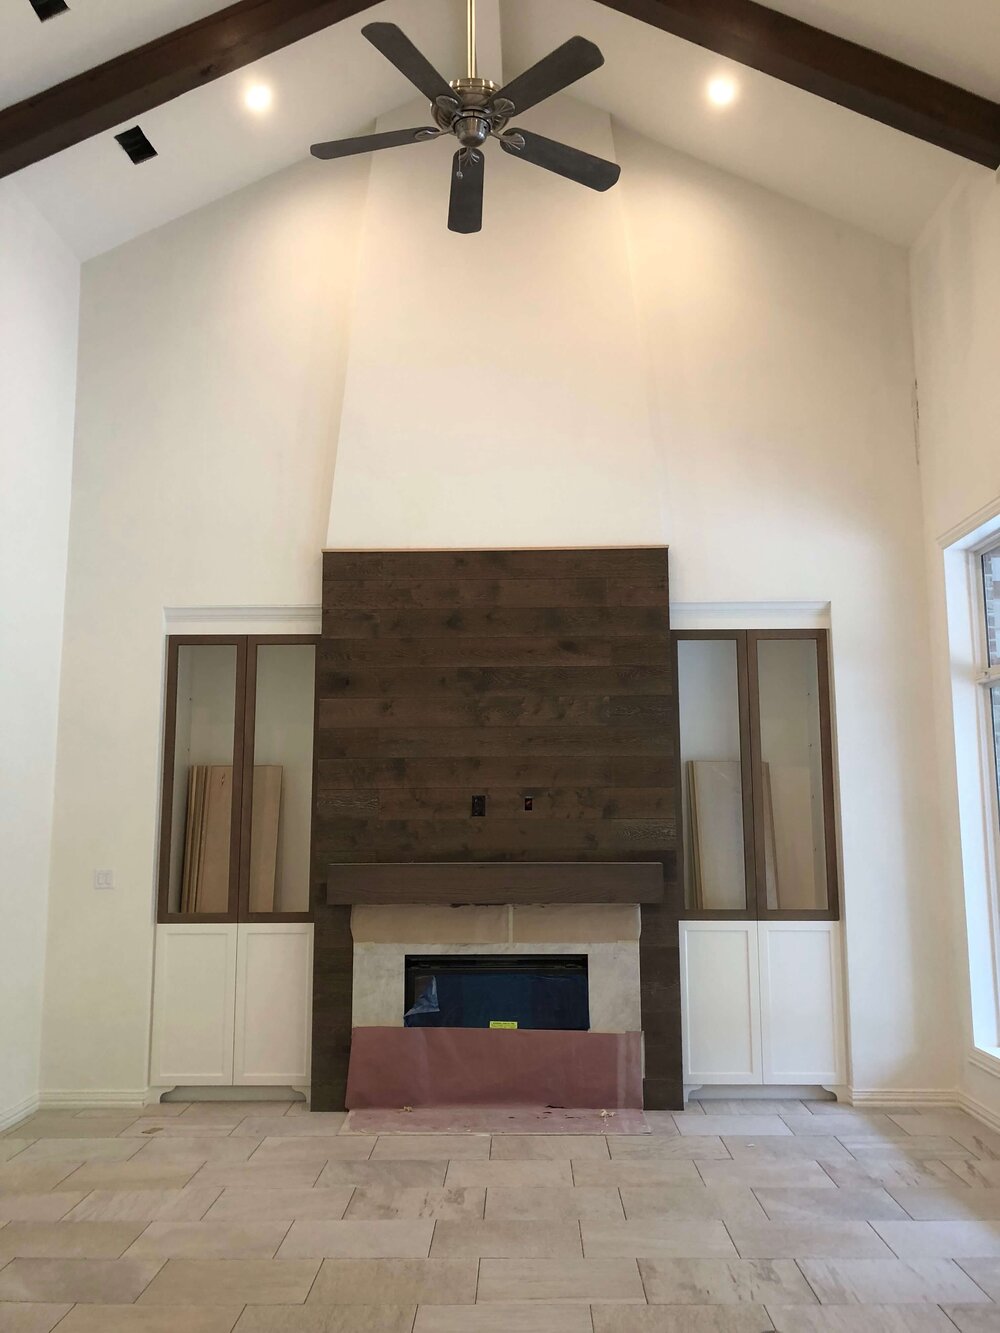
[758,921,845,1084]
[234,923,313,1086]
[679,921,762,1084]
[149,924,237,1085]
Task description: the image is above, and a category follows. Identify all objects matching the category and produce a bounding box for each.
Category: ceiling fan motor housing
[434,76,510,148]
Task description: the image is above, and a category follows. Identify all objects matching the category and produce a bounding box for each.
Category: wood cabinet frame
[156,633,319,923]
[674,628,840,922]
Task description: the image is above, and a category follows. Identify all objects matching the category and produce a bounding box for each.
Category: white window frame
[943,514,1000,1056]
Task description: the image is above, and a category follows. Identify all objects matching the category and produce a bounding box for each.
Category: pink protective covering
[345,1026,643,1109]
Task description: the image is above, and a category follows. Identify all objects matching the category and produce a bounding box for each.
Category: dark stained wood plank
[320,636,669,667]
[315,726,675,759]
[594,0,1000,167]
[316,663,674,697]
[323,576,671,609]
[322,606,667,639]
[344,786,676,820]
[0,0,382,180]
[324,549,669,580]
[326,861,665,905]
[315,756,672,789]
[317,694,673,729]
[316,817,676,855]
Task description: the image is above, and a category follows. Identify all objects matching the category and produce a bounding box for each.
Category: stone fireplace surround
[351,903,642,1032]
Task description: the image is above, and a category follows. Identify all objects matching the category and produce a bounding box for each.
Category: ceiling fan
[310,0,620,233]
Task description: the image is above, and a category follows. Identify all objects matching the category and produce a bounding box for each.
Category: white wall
[0,183,80,1125]
[618,129,952,1097]
[39,158,368,1100]
[40,101,954,1102]
[910,171,1000,1120]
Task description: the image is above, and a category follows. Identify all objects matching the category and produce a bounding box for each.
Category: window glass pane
[984,545,1000,667]
[756,638,829,912]
[249,644,316,914]
[991,685,1000,831]
[168,644,237,914]
[678,638,747,912]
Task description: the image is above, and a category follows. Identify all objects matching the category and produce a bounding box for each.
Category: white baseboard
[960,1088,1000,1133]
[848,1087,958,1107]
[0,1092,40,1132]
[39,1089,150,1110]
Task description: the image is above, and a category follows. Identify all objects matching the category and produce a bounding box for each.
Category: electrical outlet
[471,795,486,817]
[93,869,115,890]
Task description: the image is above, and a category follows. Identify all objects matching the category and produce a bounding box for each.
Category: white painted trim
[960,1087,1000,1134]
[38,1090,149,1110]
[937,495,1000,550]
[163,605,321,635]
[0,1092,40,1132]
[969,1046,1000,1079]
[848,1088,957,1107]
[671,601,830,630]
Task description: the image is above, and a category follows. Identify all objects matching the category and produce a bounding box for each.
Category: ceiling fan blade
[500,129,620,191]
[448,151,484,234]
[362,22,455,103]
[311,127,438,160]
[494,36,604,116]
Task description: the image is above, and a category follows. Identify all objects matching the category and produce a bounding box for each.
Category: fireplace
[404,954,590,1030]
[309,547,682,1110]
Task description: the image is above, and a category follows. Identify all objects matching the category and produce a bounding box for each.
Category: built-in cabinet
[149,922,313,1091]
[679,919,845,1087]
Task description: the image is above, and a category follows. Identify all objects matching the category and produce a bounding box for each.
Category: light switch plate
[93,869,115,890]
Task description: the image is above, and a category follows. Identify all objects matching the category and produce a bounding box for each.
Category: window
[675,629,839,920]
[981,543,1000,871]
[157,635,317,922]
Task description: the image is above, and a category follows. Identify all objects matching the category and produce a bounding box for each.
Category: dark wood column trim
[0,0,382,180]
[594,0,1000,167]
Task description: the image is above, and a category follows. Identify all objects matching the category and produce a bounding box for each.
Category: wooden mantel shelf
[326,862,664,907]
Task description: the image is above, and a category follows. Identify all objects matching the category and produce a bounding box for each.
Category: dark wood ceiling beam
[594,0,1000,168]
[3,0,1000,182]
[0,0,383,180]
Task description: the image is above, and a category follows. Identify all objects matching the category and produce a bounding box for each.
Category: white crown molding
[0,1092,40,1133]
[937,496,1000,550]
[671,601,831,630]
[163,605,321,634]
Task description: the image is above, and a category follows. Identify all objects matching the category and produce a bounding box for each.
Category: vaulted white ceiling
[4,0,997,258]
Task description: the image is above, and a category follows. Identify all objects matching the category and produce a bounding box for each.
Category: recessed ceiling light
[707,76,738,108]
[28,0,69,20]
[245,84,273,114]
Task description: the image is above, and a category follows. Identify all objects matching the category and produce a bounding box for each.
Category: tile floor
[1,1099,1000,1330]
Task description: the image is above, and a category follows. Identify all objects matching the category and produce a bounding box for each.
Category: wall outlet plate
[93,869,115,890]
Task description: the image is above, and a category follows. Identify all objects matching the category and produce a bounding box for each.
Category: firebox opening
[403,954,590,1031]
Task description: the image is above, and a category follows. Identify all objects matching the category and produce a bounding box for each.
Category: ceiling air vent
[29,0,69,20]
[115,126,158,165]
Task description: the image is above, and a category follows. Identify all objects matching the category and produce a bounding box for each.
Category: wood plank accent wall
[310,547,682,1109]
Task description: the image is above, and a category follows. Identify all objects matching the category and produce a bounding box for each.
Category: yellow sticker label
[489,1020,518,1029]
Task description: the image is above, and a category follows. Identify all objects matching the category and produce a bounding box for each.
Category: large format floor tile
[728,1222,893,1260]
[0,1220,145,1258]
[475,1256,646,1303]
[137,1258,320,1305]
[581,1218,738,1259]
[590,1305,776,1330]
[572,1159,702,1186]
[64,1186,222,1223]
[55,1306,244,1332]
[766,1308,958,1330]
[754,1190,907,1222]
[305,1257,478,1304]
[873,1219,1000,1258]
[0,1257,164,1304]
[413,1304,592,1332]
[345,1186,485,1220]
[621,1185,766,1223]
[638,1257,817,1305]
[942,1309,1000,1331]
[0,1304,73,1333]
[444,1159,573,1187]
[798,1257,993,1304]
[234,1307,416,1331]
[888,1188,1000,1221]
[489,1136,610,1160]
[485,1185,624,1221]
[370,1137,490,1161]
[123,1220,290,1260]
[276,1219,434,1259]
[0,1193,83,1222]
[204,1189,354,1222]
[429,1219,583,1258]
